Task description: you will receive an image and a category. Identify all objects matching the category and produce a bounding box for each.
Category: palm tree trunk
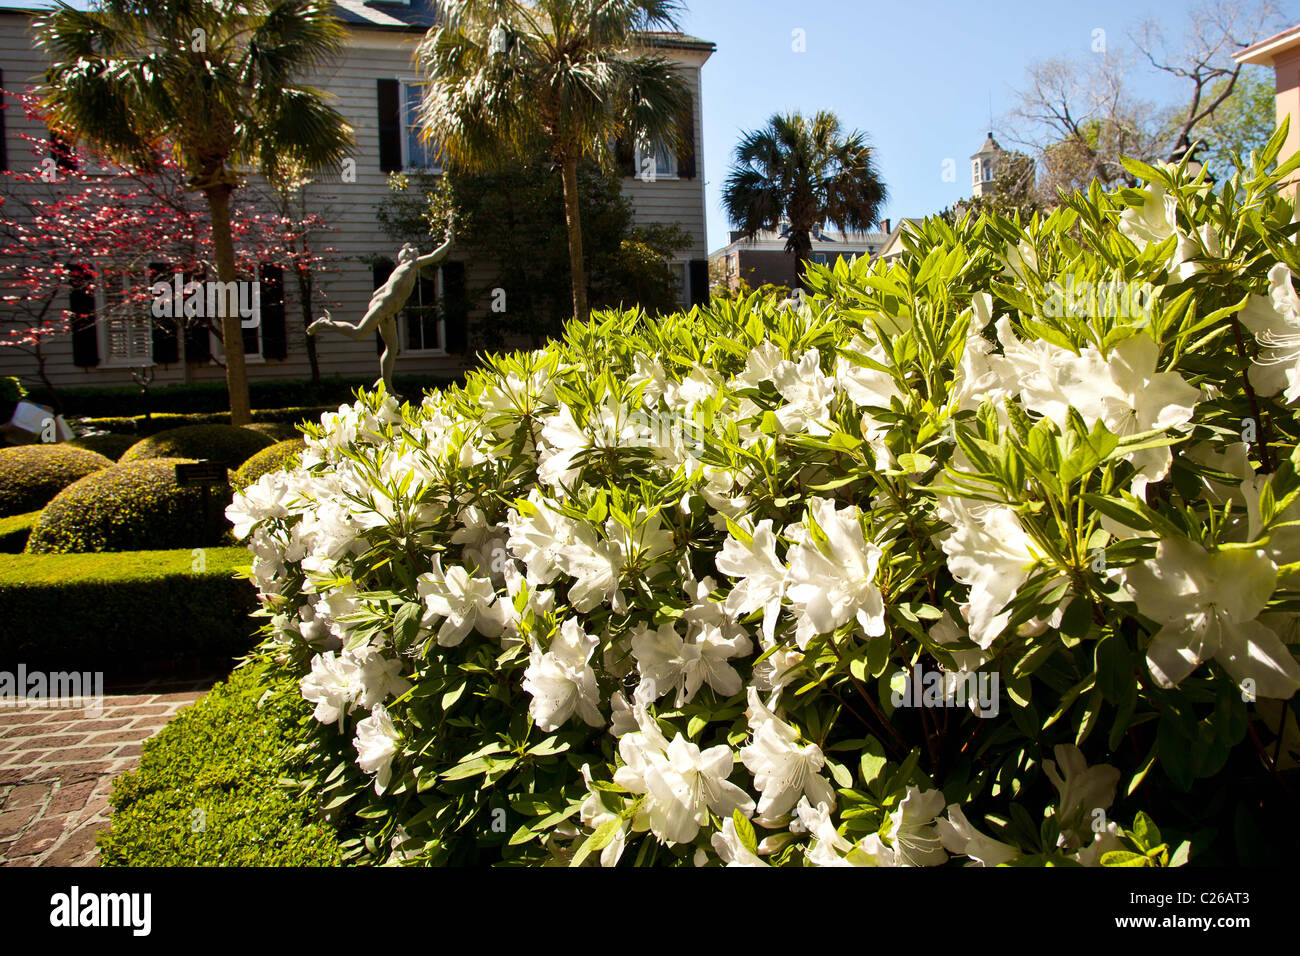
[559,154,589,323]
[791,230,814,292]
[204,183,252,426]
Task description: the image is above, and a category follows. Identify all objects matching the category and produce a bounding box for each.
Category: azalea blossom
[300,651,362,728]
[883,787,949,866]
[796,798,895,866]
[522,618,605,731]
[630,620,749,706]
[1241,262,1300,403]
[354,704,401,794]
[1043,744,1120,850]
[935,805,1019,866]
[785,497,886,648]
[741,688,836,825]
[716,517,786,645]
[417,554,507,647]
[1122,537,1299,698]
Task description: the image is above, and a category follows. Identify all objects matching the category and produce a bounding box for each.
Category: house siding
[0,12,713,392]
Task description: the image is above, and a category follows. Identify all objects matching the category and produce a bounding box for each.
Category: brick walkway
[0,678,214,866]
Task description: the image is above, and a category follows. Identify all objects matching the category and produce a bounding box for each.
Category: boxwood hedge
[120,424,273,469]
[0,547,258,672]
[0,444,112,517]
[97,659,343,867]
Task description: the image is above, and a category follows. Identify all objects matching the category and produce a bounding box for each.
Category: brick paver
[0,677,215,867]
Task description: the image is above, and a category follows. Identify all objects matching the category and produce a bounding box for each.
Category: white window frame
[400,78,441,173]
[96,272,154,369]
[398,267,446,356]
[635,136,679,182]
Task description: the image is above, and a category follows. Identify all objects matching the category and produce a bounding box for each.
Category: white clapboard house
[0,1,714,391]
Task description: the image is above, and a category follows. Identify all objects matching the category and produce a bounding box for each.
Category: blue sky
[677,0,1298,251]
[4,0,1296,252]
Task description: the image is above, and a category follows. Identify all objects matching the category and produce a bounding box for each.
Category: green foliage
[233,438,305,490]
[1196,67,1276,181]
[0,444,112,517]
[0,509,39,553]
[0,547,256,671]
[242,421,301,443]
[98,659,342,867]
[66,433,138,461]
[25,458,232,554]
[75,406,336,437]
[0,375,25,403]
[380,162,690,346]
[120,424,273,469]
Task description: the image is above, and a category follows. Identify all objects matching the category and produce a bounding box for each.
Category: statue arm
[415,235,455,271]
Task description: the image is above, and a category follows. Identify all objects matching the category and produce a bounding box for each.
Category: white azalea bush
[231,137,1300,866]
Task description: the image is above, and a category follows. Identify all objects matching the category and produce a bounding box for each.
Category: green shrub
[25,458,232,554]
[67,433,138,461]
[0,444,112,517]
[73,406,336,437]
[0,510,39,553]
[120,424,273,469]
[97,659,343,867]
[243,421,301,443]
[233,438,306,490]
[0,547,257,671]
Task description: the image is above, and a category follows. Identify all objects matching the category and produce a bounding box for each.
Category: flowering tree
[0,91,337,398]
[229,127,1300,867]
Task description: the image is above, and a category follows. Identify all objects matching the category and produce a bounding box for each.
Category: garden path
[0,677,214,866]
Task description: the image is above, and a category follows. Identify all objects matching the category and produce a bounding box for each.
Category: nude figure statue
[308,235,455,395]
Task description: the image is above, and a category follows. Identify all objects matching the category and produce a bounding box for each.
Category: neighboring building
[0,2,714,392]
[970,132,1002,198]
[878,218,923,263]
[709,221,891,293]
[1236,24,1300,194]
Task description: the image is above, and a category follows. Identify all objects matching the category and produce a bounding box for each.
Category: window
[971,159,981,185]
[402,80,438,171]
[983,159,994,182]
[635,136,678,181]
[402,271,442,353]
[97,272,152,367]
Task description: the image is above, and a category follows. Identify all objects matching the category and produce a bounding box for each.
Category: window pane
[404,83,431,169]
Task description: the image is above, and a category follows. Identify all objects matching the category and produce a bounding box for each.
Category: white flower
[935,805,1019,866]
[354,704,401,794]
[716,517,786,645]
[578,764,628,867]
[710,816,769,867]
[834,339,900,411]
[796,798,895,866]
[417,554,506,647]
[506,491,580,587]
[300,651,362,727]
[641,735,755,845]
[935,496,1043,649]
[1043,744,1120,849]
[1241,262,1300,402]
[523,618,605,731]
[785,498,886,648]
[773,349,837,435]
[357,653,411,709]
[1122,537,1299,698]
[630,620,749,706]
[884,787,949,866]
[741,688,836,825]
[1119,180,1176,248]
[226,471,293,539]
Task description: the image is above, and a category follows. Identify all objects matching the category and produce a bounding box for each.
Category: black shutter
[377,79,402,174]
[417,274,436,350]
[183,266,211,363]
[373,259,394,355]
[68,265,98,367]
[688,259,709,308]
[615,132,635,178]
[259,263,287,360]
[149,262,178,364]
[677,93,697,180]
[442,261,468,354]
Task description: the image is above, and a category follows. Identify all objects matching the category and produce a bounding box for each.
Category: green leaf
[732,809,758,856]
[571,817,623,867]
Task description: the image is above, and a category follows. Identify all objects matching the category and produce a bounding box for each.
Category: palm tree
[723,111,887,290]
[36,0,353,424]
[417,0,689,324]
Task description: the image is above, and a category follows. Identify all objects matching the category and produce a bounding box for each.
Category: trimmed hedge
[0,444,112,517]
[120,424,273,469]
[233,438,306,490]
[0,547,257,671]
[35,374,463,417]
[67,433,139,461]
[26,458,232,554]
[243,421,301,443]
[0,510,39,553]
[73,406,335,437]
[98,660,343,867]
